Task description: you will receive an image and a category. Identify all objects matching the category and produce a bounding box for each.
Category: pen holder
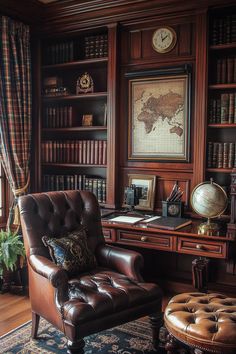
[162,201,184,218]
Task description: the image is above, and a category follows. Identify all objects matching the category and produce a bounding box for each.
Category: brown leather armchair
[19,190,162,354]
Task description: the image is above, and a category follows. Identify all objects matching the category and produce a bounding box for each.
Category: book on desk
[145,216,192,230]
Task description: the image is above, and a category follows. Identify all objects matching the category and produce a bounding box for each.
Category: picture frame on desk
[125,174,156,211]
[126,66,191,161]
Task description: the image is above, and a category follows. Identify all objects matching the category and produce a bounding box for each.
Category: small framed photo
[127,174,156,211]
[82,114,93,126]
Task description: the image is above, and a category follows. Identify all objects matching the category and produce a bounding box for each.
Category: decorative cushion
[42,228,97,275]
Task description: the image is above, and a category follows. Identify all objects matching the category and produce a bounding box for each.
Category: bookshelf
[207,7,236,216]
[37,26,117,208]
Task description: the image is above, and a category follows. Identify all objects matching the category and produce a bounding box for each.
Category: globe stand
[198,218,219,236]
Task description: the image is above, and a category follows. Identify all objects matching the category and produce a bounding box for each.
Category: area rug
[0,317,161,354]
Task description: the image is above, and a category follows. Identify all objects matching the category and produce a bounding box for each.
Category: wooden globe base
[198,218,219,236]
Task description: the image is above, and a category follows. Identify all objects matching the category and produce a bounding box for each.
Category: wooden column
[106,23,118,208]
[192,9,208,187]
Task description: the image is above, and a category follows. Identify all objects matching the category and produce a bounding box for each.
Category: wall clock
[152,27,177,53]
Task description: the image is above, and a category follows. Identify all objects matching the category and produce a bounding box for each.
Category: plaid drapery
[0,16,32,230]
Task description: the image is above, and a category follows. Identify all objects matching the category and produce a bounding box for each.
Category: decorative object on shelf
[82,114,93,126]
[76,72,94,94]
[152,26,177,53]
[43,76,69,97]
[191,179,228,235]
[126,66,191,161]
[162,182,184,217]
[123,174,156,211]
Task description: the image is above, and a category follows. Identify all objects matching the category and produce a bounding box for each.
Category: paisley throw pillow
[42,228,96,275]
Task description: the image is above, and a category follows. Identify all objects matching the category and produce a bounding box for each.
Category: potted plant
[0,229,25,291]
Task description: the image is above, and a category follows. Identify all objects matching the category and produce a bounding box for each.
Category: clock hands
[161,33,169,42]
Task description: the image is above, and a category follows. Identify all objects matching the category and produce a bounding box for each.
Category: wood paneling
[157,176,191,208]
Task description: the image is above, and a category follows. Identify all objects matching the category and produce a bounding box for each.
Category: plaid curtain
[0,16,31,230]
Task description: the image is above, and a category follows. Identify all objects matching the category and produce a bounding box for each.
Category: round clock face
[152,27,177,53]
[80,73,91,89]
[168,204,180,216]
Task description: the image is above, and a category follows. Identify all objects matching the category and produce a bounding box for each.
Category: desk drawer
[103,228,116,243]
[177,237,227,258]
[117,231,173,251]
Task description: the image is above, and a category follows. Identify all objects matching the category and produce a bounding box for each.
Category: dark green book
[147,217,192,230]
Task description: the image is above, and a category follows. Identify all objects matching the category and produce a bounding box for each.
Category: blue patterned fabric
[1,317,157,353]
[42,228,96,275]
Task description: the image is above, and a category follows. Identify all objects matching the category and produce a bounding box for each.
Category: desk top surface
[101,210,232,241]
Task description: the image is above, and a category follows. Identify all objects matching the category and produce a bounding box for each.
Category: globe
[190,180,228,235]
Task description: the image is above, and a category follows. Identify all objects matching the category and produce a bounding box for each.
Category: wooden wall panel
[121,20,195,65]
[157,176,191,208]
[119,169,192,212]
[130,30,142,60]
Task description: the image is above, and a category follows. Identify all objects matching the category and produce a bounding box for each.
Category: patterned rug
[0,317,163,354]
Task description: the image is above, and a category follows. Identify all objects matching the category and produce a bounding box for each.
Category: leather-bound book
[147,217,192,230]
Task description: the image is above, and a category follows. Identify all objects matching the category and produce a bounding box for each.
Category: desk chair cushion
[42,227,97,274]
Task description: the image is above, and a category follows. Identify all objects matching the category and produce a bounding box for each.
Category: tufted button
[164,292,236,351]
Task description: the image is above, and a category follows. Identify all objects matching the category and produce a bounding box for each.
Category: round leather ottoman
[164,292,236,354]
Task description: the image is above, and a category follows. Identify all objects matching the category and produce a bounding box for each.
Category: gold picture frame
[126,67,191,161]
[82,114,93,126]
[127,174,156,211]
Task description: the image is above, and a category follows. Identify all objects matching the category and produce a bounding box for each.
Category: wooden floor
[0,293,31,336]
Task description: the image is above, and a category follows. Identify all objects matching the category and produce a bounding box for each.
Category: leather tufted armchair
[19,190,163,354]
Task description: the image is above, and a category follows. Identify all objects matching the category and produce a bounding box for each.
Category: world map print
[130,76,187,159]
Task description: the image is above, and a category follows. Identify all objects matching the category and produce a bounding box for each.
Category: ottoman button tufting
[164,292,236,354]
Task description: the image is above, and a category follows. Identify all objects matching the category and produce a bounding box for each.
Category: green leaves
[0,230,25,277]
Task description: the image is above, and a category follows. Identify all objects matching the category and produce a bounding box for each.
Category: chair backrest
[19,190,104,260]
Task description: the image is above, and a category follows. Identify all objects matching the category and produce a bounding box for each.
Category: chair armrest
[29,254,68,289]
[96,244,144,281]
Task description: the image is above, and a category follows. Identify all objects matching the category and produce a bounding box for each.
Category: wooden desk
[102,216,236,290]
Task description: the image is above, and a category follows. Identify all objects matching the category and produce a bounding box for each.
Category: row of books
[41,140,107,165]
[44,106,73,128]
[208,93,236,124]
[84,34,108,59]
[215,57,236,84]
[44,41,74,65]
[207,142,236,168]
[211,15,236,45]
[43,174,106,203]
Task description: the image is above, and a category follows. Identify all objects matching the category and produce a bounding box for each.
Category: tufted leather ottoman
[164,292,236,354]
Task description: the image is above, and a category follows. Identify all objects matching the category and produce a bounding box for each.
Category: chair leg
[31,311,40,339]
[149,311,163,350]
[67,339,85,354]
[165,333,179,354]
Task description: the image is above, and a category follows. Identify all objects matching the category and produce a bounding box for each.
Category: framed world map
[126,67,191,161]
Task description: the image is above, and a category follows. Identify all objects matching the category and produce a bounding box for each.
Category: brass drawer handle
[196,244,204,250]
[141,236,148,242]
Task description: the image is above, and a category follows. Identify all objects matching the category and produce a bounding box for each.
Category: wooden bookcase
[207,6,236,218]
[35,25,118,208]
